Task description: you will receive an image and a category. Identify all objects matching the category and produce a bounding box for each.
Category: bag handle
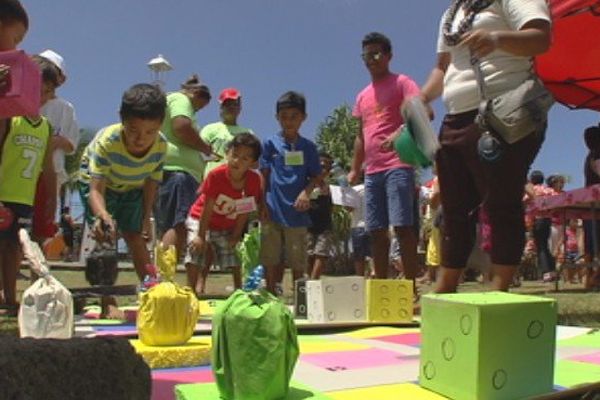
[471,57,490,102]
[19,228,50,277]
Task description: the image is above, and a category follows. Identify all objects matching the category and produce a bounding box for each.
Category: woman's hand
[460,29,500,59]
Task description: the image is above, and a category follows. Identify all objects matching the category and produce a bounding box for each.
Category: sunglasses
[361,51,385,62]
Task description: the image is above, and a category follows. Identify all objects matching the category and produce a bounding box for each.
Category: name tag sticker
[235,196,257,214]
[285,151,304,166]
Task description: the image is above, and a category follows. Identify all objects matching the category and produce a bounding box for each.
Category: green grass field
[2,267,600,337]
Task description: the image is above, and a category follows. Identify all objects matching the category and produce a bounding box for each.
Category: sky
[21,0,600,188]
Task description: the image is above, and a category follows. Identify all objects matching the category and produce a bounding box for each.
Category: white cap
[39,49,66,76]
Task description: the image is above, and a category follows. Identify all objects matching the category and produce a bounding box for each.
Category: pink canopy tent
[535,0,600,111]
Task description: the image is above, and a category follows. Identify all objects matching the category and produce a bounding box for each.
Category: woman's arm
[420,52,451,105]
[461,19,551,59]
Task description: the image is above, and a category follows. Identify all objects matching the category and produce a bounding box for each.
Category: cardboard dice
[294,279,307,319]
[0,50,41,118]
[306,276,365,323]
[420,292,557,400]
[366,279,413,323]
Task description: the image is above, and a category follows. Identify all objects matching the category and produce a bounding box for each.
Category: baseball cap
[39,49,67,76]
[218,88,241,103]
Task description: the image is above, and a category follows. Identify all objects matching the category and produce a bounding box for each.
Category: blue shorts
[351,227,371,261]
[365,167,415,231]
[155,171,199,234]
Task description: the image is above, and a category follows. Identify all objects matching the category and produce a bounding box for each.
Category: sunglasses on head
[361,51,384,62]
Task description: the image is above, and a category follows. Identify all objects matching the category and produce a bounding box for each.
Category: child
[349,179,371,277]
[423,173,440,284]
[185,132,263,294]
[260,91,321,294]
[78,83,167,318]
[0,55,57,316]
[307,152,334,279]
[561,219,583,284]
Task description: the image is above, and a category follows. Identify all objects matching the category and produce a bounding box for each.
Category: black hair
[181,74,211,101]
[362,32,392,53]
[276,91,306,114]
[584,125,600,150]
[0,0,28,29]
[61,206,70,213]
[529,170,544,185]
[30,55,60,87]
[119,83,166,122]
[226,132,262,161]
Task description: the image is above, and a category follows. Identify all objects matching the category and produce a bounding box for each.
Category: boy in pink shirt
[348,32,420,283]
[185,133,262,294]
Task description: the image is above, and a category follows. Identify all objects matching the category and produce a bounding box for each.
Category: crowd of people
[1,0,599,320]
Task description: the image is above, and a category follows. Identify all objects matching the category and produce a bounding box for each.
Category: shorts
[78,182,143,233]
[307,230,333,258]
[260,221,307,272]
[184,217,239,269]
[351,227,371,261]
[0,202,33,240]
[32,178,57,239]
[365,167,415,231]
[155,171,199,234]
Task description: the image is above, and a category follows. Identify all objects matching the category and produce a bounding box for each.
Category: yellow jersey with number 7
[0,116,51,205]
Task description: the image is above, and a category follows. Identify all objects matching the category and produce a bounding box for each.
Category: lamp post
[147,54,172,89]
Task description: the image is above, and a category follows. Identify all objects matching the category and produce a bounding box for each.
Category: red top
[189,164,262,230]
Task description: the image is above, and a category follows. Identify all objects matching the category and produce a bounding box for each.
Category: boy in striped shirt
[79,83,167,317]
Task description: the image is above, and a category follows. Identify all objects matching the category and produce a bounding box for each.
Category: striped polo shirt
[79,123,167,192]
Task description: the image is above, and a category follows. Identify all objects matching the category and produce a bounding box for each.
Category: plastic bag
[85,243,118,286]
[236,225,261,280]
[137,281,199,346]
[19,275,73,339]
[18,228,73,339]
[212,289,299,400]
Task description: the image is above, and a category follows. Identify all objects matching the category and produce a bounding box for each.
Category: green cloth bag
[212,289,299,400]
[236,226,261,280]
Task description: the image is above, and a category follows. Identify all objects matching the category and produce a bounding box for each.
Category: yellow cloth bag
[137,243,199,346]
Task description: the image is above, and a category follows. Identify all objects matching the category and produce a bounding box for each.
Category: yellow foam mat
[299,340,370,354]
[130,337,212,369]
[327,383,445,399]
[341,326,420,339]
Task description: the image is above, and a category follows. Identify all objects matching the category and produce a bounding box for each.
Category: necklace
[443,0,495,46]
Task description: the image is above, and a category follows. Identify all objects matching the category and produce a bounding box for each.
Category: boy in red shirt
[185,132,262,294]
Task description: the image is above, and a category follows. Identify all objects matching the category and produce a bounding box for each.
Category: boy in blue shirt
[260,91,321,294]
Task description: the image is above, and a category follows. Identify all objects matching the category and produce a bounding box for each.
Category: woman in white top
[420,0,552,293]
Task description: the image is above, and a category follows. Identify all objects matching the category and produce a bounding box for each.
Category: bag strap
[471,58,489,101]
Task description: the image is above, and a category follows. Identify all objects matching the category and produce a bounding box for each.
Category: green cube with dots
[420,292,557,400]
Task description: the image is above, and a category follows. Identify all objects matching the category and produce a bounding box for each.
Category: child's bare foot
[100,296,125,320]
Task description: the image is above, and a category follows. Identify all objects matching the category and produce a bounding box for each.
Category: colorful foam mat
[74,300,418,338]
[148,325,600,400]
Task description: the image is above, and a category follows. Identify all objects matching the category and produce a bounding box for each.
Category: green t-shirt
[200,121,253,178]
[161,92,204,182]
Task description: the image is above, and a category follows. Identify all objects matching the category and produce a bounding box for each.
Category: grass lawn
[2,266,600,337]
